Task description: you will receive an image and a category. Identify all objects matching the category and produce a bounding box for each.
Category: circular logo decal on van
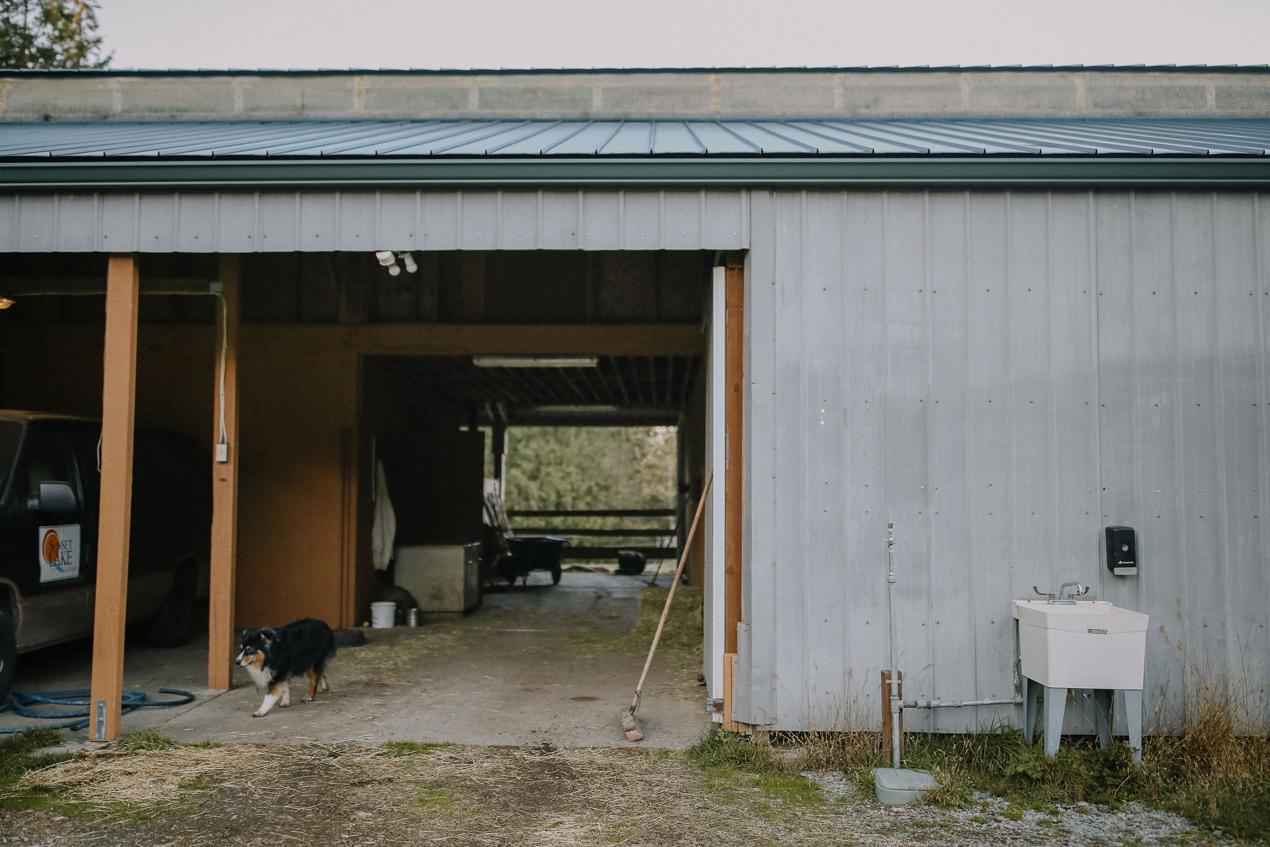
[41,528,60,565]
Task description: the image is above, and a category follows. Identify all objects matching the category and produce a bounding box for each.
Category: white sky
[98,0,1270,71]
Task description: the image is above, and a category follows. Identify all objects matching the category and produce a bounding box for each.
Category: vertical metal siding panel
[704,266,725,703]
[1095,193,1142,651]
[1122,194,1184,710]
[299,192,338,251]
[1171,194,1224,718]
[17,195,55,251]
[378,192,419,249]
[704,191,745,249]
[176,193,216,252]
[100,193,138,252]
[136,193,177,251]
[882,192,935,729]
[55,194,95,251]
[837,192,888,728]
[745,191,778,724]
[336,192,376,251]
[1257,197,1270,724]
[621,192,661,250]
[581,193,620,250]
[0,196,18,252]
[419,192,459,249]
[771,191,809,727]
[1046,193,1102,623]
[926,192,975,730]
[498,192,539,250]
[966,194,1016,705]
[662,191,704,250]
[538,191,581,249]
[259,193,298,253]
[458,192,499,250]
[798,192,850,725]
[1211,195,1263,691]
[1007,195,1058,605]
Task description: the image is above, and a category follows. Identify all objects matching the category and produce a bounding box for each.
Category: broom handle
[631,469,714,707]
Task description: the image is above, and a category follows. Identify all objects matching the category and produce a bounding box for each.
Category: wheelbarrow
[497,536,571,585]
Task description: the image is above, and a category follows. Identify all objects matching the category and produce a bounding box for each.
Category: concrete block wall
[2,68,1269,121]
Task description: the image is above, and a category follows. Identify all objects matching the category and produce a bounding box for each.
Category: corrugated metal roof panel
[1,117,1268,159]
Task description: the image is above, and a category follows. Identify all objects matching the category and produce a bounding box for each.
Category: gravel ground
[0,744,1240,847]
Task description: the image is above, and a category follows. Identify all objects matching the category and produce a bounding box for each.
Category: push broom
[622,469,713,743]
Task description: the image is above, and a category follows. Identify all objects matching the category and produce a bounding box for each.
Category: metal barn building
[0,66,1268,739]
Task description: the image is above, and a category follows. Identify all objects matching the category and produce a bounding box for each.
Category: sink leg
[1042,686,1066,759]
[1124,689,1143,763]
[1093,689,1113,749]
[1023,677,1039,745]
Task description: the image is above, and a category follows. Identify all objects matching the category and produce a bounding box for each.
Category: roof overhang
[4,155,1270,190]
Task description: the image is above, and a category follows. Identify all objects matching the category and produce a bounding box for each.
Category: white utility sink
[1012,600,1149,690]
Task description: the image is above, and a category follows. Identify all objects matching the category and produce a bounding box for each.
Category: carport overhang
[7,115,1270,741]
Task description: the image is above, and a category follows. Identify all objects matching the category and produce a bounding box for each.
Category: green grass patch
[114,728,179,752]
[0,729,87,817]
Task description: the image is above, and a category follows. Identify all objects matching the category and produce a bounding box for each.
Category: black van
[0,411,212,701]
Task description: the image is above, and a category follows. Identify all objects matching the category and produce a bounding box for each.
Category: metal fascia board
[1,156,1269,189]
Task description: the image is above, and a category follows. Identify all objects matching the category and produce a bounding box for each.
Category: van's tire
[145,560,199,648]
[0,604,16,704]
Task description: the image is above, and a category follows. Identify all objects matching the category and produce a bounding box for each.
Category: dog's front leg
[254,682,284,717]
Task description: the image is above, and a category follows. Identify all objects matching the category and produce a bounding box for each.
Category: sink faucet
[1058,582,1090,603]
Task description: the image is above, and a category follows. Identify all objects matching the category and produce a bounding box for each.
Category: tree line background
[0,1,109,69]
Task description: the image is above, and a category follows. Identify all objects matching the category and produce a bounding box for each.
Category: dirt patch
[5,741,1234,847]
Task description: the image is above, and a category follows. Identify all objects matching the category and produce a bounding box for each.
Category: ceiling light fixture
[0,298,13,309]
[375,250,418,277]
[472,355,599,368]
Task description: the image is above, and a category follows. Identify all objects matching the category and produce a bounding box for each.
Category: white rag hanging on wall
[372,459,397,571]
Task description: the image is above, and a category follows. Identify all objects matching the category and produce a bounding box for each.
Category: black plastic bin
[499,536,571,585]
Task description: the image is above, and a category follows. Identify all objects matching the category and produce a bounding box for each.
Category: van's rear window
[0,420,21,495]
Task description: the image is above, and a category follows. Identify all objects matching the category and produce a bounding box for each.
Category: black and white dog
[235,618,337,717]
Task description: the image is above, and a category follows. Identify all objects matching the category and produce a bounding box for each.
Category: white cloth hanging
[371,459,397,571]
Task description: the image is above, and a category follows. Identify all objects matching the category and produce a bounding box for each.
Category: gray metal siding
[745,189,1270,732]
[0,190,749,252]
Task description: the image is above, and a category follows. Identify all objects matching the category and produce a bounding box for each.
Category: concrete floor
[1,571,711,748]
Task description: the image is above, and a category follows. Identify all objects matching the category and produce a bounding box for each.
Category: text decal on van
[39,524,80,582]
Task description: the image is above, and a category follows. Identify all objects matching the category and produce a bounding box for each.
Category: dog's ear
[260,628,277,645]
[239,628,258,646]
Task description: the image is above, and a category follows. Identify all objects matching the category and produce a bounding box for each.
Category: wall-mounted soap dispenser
[1105,526,1138,576]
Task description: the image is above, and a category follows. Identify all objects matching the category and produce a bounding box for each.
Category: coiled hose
[0,688,195,734]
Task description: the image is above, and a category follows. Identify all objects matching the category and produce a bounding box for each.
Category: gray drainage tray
[872,768,939,805]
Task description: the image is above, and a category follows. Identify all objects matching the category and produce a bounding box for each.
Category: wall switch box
[215,443,229,463]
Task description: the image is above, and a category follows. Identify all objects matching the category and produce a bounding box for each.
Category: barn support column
[88,256,140,742]
[208,255,241,690]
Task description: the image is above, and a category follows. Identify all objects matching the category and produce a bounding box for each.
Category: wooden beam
[512,527,675,538]
[0,277,215,297]
[88,256,139,742]
[507,509,675,518]
[724,260,744,655]
[207,255,241,691]
[362,324,704,357]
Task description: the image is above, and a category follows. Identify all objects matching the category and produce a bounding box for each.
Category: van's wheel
[551,565,562,585]
[146,560,199,648]
[0,604,16,704]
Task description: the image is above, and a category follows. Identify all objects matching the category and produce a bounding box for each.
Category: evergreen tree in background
[0,0,110,69]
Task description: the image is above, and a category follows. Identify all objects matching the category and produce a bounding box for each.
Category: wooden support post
[724,260,744,655]
[881,670,904,762]
[88,256,139,742]
[208,255,241,691]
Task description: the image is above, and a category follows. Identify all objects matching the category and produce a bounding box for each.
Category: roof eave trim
[2,156,1269,189]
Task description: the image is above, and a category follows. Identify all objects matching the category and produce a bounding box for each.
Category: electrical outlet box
[215,443,229,463]
[1105,526,1138,576]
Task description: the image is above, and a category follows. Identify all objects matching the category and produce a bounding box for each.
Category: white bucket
[370,601,396,629]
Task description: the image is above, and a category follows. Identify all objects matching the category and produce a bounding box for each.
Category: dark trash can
[500,536,571,585]
[616,550,647,575]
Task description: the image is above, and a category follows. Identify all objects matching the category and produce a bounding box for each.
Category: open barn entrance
[361,354,699,620]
